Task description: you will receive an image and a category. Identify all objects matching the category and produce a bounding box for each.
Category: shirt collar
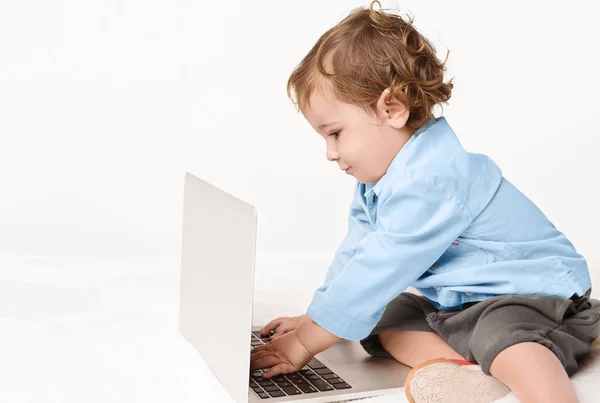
[367,115,441,197]
[363,182,376,199]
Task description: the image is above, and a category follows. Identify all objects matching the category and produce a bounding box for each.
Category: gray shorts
[360,289,600,376]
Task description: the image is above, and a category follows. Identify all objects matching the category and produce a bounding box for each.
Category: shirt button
[436,286,441,291]
[452,241,459,246]
[466,292,473,296]
[431,262,439,268]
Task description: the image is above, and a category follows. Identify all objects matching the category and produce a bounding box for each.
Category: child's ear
[376,88,409,130]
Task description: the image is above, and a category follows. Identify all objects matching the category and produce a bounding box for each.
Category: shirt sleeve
[318,184,374,289]
[306,174,473,340]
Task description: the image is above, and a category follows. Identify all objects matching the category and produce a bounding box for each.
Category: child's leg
[360,292,450,363]
[378,329,466,368]
[489,341,578,403]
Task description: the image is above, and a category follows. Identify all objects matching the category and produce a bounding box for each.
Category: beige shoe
[404,358,511,403]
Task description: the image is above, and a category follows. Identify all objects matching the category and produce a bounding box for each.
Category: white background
[1,2,600,402]
[1,0,599,289]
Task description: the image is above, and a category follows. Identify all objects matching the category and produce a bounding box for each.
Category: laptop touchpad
[320,339,374,364]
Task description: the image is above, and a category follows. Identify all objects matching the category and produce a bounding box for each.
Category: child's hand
[261,314,311,340]
[250,330,314,378]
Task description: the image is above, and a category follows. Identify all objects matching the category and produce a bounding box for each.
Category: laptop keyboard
[250,330,352,399]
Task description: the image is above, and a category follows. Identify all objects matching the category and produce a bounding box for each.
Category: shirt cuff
[305,290,382,340]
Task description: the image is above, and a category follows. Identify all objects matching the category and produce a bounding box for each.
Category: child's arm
[319,183,372,289]
[295,318,341,355]
[306,175,473,341]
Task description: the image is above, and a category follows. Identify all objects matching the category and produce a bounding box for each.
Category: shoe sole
[404,358,510,403]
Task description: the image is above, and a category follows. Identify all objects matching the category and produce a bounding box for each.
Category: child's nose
[326,146,340,161]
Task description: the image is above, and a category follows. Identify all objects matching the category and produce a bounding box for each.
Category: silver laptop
[179,173,410,403]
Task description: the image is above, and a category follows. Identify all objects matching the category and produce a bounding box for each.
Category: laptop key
[258,380,274,387]
[321,373,338,380]
[296,383,318,394]
[310,379,334,391]
[263,385,281,392]
[251,386,263,393]
[257,392,270,399]
[275,381,293,388]
[305,374,321,381]
[268,390,285,397]
[252,331,271,341]
[289,377,307,385]
[299,369,314,376]
[271,376,287,383]
[327,378,344,384]
[315,368,333,375]
[308,358,327,369]
[281,386,302,396]
[333,382,352,389]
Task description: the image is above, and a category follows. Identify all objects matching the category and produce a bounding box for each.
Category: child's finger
[261,317,289,336]
[262,362,293,378]
[269,324,293,340]
[250,344,269,356]
[261,317,284,335]
[250,354,279,372]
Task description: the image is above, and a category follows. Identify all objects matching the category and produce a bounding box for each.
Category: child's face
[304,87,412,184]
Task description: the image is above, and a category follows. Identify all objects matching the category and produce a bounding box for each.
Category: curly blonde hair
[286,0,453,133]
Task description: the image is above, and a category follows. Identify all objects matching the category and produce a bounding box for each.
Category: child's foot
[404,358,511,403]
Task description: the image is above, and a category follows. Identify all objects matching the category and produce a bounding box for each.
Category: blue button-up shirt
[306,116,592,340]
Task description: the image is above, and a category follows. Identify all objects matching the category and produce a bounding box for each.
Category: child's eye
[329,131,340,138]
